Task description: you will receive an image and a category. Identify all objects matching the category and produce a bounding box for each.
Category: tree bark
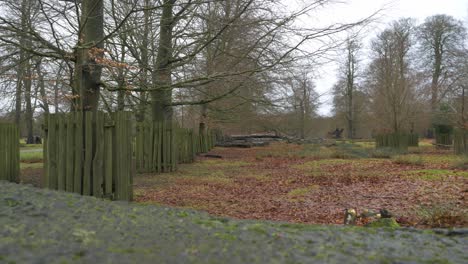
[136,0,151,121]
[430,37,442,113]
[151,0,175,123]
[24,60,34,144]
[19,0,34,143]
[75,0,104,113]
[117,38,127,111]
[36,60,49,114]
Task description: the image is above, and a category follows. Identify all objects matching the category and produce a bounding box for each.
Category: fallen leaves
[134,143,467,228]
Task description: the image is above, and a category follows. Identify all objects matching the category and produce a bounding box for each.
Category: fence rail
[44,112,134,201]
[0,123,19,182]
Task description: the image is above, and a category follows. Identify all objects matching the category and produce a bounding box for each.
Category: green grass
[20,143,43,148]
[20,162,43,169]
[20,150,43,162]
[390,154,462,166]
[287,185,319,198]
[404,169,468,180]
[198,160,250,167]
[352,141,375,148]
[19,139,43,148]
[294,159,382,171]
[136,159,250,188]
[392,155,423,166]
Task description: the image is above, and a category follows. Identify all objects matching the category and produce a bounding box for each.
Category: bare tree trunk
[15,64,23,126]
[345,38,357,139]
[75,0,104,113]
[136,0,151,121]
[24,60,34,144]
[36,60,49,114]
[430,45,442,113]
[19,0,34,143]
[117,38,126,111]
[151,0,174,123]
[199,104,207,134]
[346,83,354,139]
[300,85,306,139]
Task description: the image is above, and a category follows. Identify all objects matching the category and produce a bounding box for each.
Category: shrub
[392,155,423,166]
[417,203,467,228]
[330,143,369,159]
[451,157,468,170]
[370,148,400,159]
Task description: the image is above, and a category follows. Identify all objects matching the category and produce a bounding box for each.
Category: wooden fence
[135,121,176,173]
[435,133,452,146]
[375,133,410,151]
[176,128,197,164]
[0,123,19,183]
[135,120,217,173]
[408,134,419,147]
[44,112,134,201]
[454,128,468,155]
[434,125,453,146]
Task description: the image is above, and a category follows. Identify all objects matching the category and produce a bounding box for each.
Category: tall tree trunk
[24,60,34,144]
[345,39,356,139]
[36,60,49,114]
[151,0,174,122]
[300,86,306,139]
[19,0,34,143]
[15,63,23,127]
[136,0,151,121]
[199,104,207,134]
[75,0,104,113]
[117,38,127,111]
[346,81,354,139]
[430,43,442,114]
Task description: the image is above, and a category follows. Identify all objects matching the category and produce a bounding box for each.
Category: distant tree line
[332,15,467,139]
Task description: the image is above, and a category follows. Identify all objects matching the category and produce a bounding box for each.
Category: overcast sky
[300,0,468,115]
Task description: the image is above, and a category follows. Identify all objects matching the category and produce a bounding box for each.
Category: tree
[417,15,467,116]
[333,36,361,138]
[286,72,319,139]
[367,19,416,133]
[75,0,104,112]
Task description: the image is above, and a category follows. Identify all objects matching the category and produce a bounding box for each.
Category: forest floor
[135,141,467,228]
[18,140,467,228]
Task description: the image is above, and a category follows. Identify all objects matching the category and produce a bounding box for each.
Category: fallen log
[201,154,223,159]
[216,142,253,148]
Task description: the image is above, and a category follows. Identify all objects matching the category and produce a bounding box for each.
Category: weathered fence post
[454,128,468,155]
[0,123,19,183]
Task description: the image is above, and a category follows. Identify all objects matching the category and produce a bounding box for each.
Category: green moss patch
[1,182,467,263]
[366,218,400,229]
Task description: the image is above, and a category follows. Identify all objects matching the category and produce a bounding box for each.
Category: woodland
[0,0,467,263]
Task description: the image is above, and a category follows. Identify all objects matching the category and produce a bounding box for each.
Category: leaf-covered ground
[135,142,467,228]
[1,181,467,263]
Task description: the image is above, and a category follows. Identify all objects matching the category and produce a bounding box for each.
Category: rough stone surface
[1,181,467,263]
